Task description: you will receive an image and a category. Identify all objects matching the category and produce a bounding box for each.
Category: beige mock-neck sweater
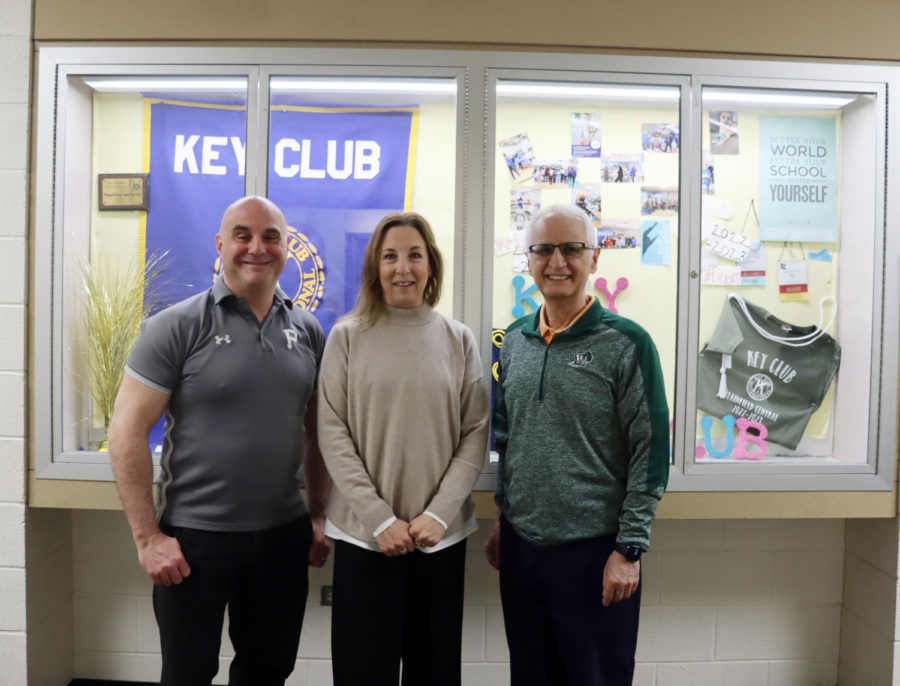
[317,304,490,548]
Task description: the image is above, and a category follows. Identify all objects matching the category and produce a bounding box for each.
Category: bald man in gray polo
[109,196,331,686]
[126,275,323,528]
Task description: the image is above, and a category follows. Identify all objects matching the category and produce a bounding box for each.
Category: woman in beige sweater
[317,212,490,686]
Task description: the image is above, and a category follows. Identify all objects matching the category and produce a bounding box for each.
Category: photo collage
[497,114,680,270]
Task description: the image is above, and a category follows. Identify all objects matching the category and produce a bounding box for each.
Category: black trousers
[153,515,312,686]
[499,516,641,686]
[331,539,467,686]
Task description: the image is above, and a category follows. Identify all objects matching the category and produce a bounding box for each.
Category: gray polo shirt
[125,276,325,532]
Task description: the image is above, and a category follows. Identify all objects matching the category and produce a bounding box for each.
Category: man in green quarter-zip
[485,204,669,686]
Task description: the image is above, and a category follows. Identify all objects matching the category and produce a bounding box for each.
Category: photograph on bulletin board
[572,185,602,228]
[510,188,541,234]
[640,186,679,216]
[641,219,671,265]
[642,123,679,153]
[600,154,643,183]
[597,218,639,249]
[531,158,578,188]
[710,110,739,155]
[571,112,602,157]
[499,132,536,183]
[702,152,715,195]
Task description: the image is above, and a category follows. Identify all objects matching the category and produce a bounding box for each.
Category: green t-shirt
[697,295,841,450]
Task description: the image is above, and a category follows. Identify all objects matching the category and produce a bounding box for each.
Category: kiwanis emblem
[214,225,325,312]
[568,351,593,368]
[283,226,325,312]
[746,373,774,401]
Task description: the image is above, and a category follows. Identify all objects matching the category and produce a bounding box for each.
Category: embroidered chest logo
[283,329,301,350]
[568,351,593,368]
[215,334,232,346]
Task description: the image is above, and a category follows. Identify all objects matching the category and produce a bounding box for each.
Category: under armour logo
[283,329,299,350]
[568,351,593,368]
[215,334,231,346]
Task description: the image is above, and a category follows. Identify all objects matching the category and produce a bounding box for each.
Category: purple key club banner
[144,98,418,334]
[142,98,417,451]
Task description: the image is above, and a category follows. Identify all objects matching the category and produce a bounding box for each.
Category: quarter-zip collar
[520,298,606,341]
[514,298,607,400]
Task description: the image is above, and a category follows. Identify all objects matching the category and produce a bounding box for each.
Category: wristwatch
[614,542,643,562]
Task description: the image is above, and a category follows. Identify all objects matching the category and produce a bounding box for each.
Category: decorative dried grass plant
[79,252,167,447]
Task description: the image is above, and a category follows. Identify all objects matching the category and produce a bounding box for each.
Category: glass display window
[32,48,899,496]
[35,68,255,477]
[263,74,459,332]
[33,53,464,479]
[489,76,684,464]
[683,81,888,486]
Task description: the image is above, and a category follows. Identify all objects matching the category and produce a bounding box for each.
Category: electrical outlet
[320,585,333,606]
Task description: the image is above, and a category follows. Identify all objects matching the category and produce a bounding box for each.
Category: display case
[686,82,884,488]
[483,62,896,492]
[33,47,899,497]
[33,49,465,480]
[488,75,684,471]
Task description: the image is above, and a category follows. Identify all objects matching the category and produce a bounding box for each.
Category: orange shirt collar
[539,295,595,345]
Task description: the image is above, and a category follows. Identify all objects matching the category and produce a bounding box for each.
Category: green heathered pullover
[494,299,669,550]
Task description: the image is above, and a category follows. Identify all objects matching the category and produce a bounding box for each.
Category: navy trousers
[499,516,641,686]
[331,539,467,686]
[153,515,312,686]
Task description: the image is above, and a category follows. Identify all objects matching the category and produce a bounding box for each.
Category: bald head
[219,196,287,237]
[216,196,289,303]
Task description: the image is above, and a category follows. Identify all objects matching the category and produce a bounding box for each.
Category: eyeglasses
[527,242,593,259]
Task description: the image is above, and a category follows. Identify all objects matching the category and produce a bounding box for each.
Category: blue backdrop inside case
[142,98,418,451]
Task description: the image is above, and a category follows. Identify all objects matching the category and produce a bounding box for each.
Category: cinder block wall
[73,513,844,686]
[0,0,31,681]
[838,518,899,686]
[26,508,73,685]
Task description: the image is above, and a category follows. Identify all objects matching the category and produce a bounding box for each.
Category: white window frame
[32,46,899,492]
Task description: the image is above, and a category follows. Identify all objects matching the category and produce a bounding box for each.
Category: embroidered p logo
[283,329,300,350]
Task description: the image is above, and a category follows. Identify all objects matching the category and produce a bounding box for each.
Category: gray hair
[525,203,597,248]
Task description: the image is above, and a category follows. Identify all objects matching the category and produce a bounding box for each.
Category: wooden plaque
[98,173,149,211]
